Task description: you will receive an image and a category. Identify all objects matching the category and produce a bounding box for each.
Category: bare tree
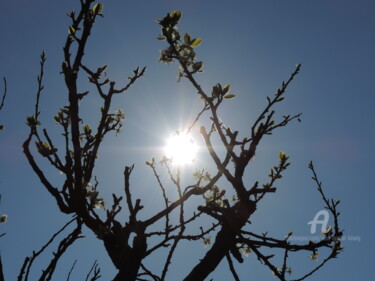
[16,1,342,281]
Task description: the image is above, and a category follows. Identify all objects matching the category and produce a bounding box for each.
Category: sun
[164,131,198,165]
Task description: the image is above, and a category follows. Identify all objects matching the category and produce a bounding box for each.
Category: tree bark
[0,255,4,281]
[184,201,255,281]
[109,234,147,281]
[184,225,236,281]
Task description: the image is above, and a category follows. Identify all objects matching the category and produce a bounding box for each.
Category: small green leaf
[279,151,286,160]
[223,84,230,95]
[193,61,203,72]
[83,124,91,134]
[170,10,182,22]
[157,35,166,40]
[0,125,4,130]
[191,38,202,47]
[35,141,57,157]
[184,33,191,45]
[212,84,221,97]
[93,3,103,15]
[223,94,236,99]
[26,115,41,127]
[68,26,76,35]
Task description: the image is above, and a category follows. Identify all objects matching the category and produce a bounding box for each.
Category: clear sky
[0,0,374,280]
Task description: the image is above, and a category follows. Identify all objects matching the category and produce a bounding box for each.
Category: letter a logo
[307,210,329,234]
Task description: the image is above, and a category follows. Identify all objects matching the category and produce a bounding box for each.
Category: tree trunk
[184,201,255,281]
[110,234,147,281]
[183,224,236,281]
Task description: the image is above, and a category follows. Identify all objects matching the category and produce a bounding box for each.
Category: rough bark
[184,201,255,281]
[104,231,147,281]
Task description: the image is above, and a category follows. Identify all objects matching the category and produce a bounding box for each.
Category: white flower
[322,226,333,236]
[309,252,319,261]
[201,237,211,248]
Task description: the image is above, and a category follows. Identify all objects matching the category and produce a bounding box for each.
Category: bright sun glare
[164,131,198,165]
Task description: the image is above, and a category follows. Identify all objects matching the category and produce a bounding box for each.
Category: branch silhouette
[14,2,344,281]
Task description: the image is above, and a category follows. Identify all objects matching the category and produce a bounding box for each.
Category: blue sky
[0,0,374,280]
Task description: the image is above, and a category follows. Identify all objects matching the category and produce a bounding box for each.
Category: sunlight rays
[164,131,198,166]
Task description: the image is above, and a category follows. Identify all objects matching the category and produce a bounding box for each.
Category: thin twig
[226,253,241,281]
[0,77,7,111]
[18,217,77,281]
[66,260,77,281]
[85,260,101,281]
